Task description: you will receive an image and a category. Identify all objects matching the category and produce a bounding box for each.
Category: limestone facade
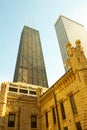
[0,40,87,130]
[39,40,87,130]
[0,82,48,130]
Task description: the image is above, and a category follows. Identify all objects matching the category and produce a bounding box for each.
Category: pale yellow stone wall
[0,82,48,130]
[6,94,40,130]
[39,68,87,130]
[39,41,87,130]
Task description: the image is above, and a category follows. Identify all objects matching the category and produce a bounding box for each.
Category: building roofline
[54,15,84,27]
[40,68,74,101]
[23,25,39,33]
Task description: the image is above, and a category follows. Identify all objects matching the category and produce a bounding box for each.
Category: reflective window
[52,107,56,124]
[45,112,48,128]
[8,114,15,127]
[9,87,18,92]
[64,126,68,130]
[70,95,77,114]
[60,102,66,120]
[76,122,82,130]
[31,115,37,128]
[20,89,28,94]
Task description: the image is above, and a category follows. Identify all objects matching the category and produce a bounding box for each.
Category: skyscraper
[13,26,48,88]
[55,15,87,71]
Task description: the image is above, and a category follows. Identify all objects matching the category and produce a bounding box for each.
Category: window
[45,112,48,128]
[60,102,66,120]
[70,95,77,114]
[20,89,28,94]
[31,115,37,128]
[8,114,15,127]
[52,107,56,124]
[9,87,18,92]
[76,122,82,130]
[29,90,36,95]
[64,126,68,130]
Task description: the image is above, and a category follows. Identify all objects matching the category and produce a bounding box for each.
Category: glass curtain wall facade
[13,26,48,88]
[55,15,87,71]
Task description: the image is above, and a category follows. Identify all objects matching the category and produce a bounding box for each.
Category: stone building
[0,40,87,130]
[0,82,48,130]
[39,40,87,130]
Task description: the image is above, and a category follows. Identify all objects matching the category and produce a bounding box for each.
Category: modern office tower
[13,26,48,88]
[55,15,87,71]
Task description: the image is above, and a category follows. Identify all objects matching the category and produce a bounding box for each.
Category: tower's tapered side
[55,15,87,71]
[13,26,48,88]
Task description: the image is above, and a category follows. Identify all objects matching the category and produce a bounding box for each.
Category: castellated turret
[65,40,87,72]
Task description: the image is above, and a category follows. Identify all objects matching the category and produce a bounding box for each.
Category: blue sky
[0,0,87,87]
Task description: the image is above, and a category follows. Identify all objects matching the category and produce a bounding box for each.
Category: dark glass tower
[13,26,48,88]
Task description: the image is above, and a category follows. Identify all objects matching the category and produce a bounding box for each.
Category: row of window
[61,94,77,120]
[8,112,82,130]
[8,114,37,128]
[9,87,36,95]
[63,122,82,130]
[61,94,82,130]
[45,94,82,130]
[45,107,57,128]
[8,94,82,130]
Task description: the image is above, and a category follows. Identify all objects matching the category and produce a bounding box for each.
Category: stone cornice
[39,69,76,104]
[53,69,75,92]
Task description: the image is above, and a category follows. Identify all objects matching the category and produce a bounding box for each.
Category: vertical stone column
[0,82,8,129]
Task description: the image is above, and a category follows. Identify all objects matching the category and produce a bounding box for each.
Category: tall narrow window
[76,122,82,130]
[60,102,66,120]
[8,114,15,127]
[31,115,37,128]
[70,95,77,114]
[45,112,48,128]
[52,107,56,124]
[64,126,68,130]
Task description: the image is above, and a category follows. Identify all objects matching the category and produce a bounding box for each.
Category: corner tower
[13,26,48,88]
[66,40,87,72]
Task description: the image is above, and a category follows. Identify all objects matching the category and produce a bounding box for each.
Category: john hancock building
[13,26,48,88]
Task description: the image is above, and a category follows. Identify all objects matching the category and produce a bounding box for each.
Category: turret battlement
[66,40,87,72]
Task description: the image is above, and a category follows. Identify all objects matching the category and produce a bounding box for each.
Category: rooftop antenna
[24,15,28,26]
[32,17,36,29]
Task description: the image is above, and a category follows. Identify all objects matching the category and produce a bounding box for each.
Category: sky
[0,0,87,87]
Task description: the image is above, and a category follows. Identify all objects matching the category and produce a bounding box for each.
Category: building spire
[32,17,35,29]
[24,15,28,26]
